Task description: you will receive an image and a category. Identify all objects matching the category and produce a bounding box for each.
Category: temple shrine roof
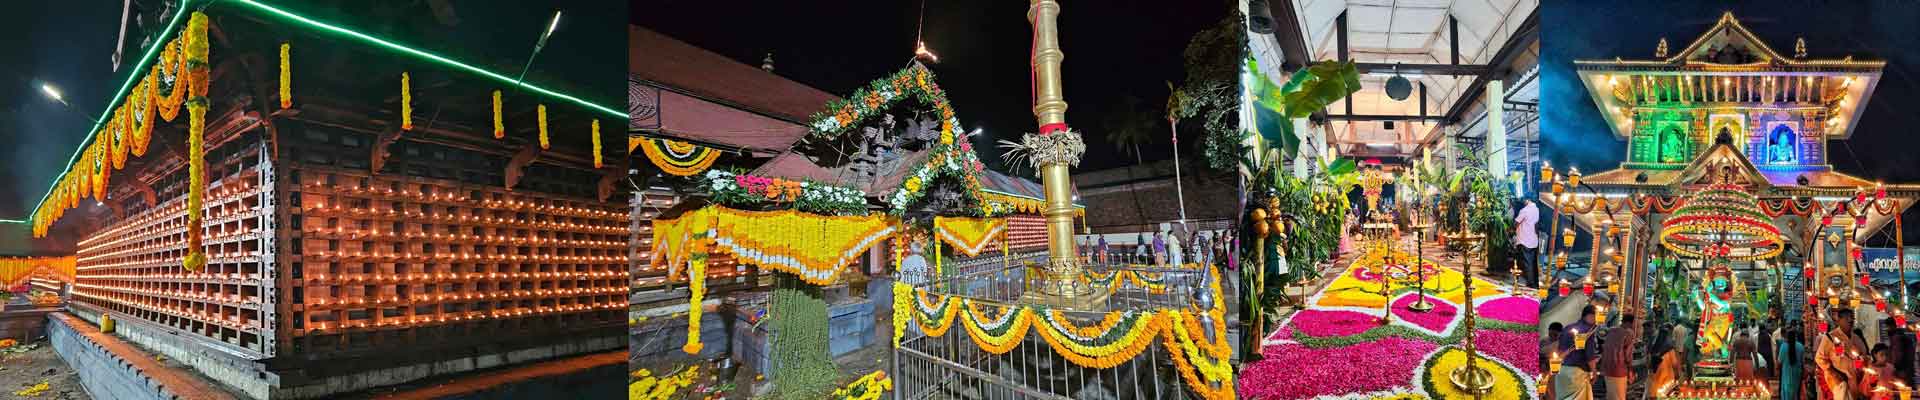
[629,26,840,152]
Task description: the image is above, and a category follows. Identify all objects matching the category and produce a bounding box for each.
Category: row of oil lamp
[296,228,623,247]
[297,251,622,263]
[77,189,267,251]
[74,284,264,306]
[301,270,625,283]
[295,203,622,226]
[79,226,265,264]
[301,302,625,332]
[303,288,627,307]
[75,177,261,247]
[296,205,623,233]
[298,181,622,218]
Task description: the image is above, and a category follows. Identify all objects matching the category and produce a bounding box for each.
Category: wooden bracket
[505,144,540,190]
[370,126,403,175]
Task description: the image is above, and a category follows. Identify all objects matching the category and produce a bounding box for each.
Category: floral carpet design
[1242,247,1540,400]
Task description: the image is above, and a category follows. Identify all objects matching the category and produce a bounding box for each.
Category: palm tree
[1103,95,1155,227]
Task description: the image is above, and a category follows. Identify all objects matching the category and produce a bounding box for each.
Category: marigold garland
[395,72,413,131]
[933,216,1006,257]
[591,119,603,168]
[109,110,126,170]
[892,282,911,348]
[682,248,707,354]
[278,42,292,109]
[182,11,210,271]
[537,104,549,149]
[156,39,186,122]
[0,256,76,288]
[650,206,895,285]
[639,138,721,177]
[491,90,504,138]
[831,370,893,400]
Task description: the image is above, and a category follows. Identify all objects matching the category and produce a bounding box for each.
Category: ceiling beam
[1442,8,1540,124]
[1354,62,1490,76]
[1322,114,1447,122]
[1269,0,1312,71]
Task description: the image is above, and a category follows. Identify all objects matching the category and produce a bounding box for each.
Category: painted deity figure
[1659,126,1687,163]
[1767,126,1796,164]
[1694,263,1736,375]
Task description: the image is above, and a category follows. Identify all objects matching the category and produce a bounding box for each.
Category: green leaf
[1281,61,1361,119]
[1324,159,1357,176]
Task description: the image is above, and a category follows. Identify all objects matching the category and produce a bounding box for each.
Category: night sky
[1541,0,1920,246]
[632,0,1227,172]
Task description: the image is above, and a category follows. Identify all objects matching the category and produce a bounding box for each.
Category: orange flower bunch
[864,92,882,110]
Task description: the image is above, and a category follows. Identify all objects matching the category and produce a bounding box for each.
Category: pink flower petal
[1242,337,1439,399]
[1478,297,1542,326]
[1391,293,1457,334]
[1286,309,1380,338]
[1471,329,1543,376]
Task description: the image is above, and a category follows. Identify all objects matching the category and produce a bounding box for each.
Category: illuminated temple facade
[1569,12,1919,305]
[59,6,625,399]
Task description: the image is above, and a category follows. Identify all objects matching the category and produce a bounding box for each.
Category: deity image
[1693,262,1736,376]
[1767,125,1797,164]
[1660,126,1688,163]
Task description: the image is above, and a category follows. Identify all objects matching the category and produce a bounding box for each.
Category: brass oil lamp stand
[1407,219,1436,313]
[1444,228,1495,394]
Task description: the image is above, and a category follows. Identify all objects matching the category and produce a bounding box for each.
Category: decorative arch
[803,62,993,216]
[0,256,77,288]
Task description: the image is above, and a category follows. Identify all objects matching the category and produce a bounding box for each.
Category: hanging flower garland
[639,138,721,177]
[399,72,413,131]
[1659,182,1784,261]
[1163,310,1237,400]
[960,300,1033,353]
[129,75,154,157]
[891,282,911,348]
[537,104,549,149]
[648,206,896,286]
[700,170,865,215]
[156,39,187,122]
[279,42,292,109]
[933,216,1005,257]
[182,11,210,272]
[108,109,126,170]
[591,119,603,168]
[807,62,957,140]
[981,191,1051,214]
[491,90,504,138]
[682,237,708,354]
[0,256,77,288]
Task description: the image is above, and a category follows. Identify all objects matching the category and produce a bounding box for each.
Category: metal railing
[892,252,1233,400]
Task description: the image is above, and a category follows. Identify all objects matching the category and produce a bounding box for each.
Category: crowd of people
[1811,307,1917,400]
[1082,226,1230,268]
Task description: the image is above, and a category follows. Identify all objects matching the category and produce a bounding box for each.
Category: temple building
[1558,12,1920,398]
[37,3,626,398]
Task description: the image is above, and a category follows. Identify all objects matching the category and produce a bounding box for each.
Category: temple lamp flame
[915,41,939,63]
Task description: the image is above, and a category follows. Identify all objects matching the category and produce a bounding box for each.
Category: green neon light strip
[22,0,626,224]
[225,0,625,118]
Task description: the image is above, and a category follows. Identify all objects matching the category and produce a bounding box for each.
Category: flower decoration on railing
[702,170,866,215]
[900,265,1235,399]
[831,370,894,400]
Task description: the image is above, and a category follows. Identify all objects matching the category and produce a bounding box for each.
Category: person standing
[1167,229,1185,268]
[1514,199,1541,287]
[1819,308,1866,400]
[1152,231,1167,266]
[1599,314,1639,400]
[1134,233,1149,264]
[1557,305,1600,400]
[1781,327,1804,400]
[1096,235,1109,266]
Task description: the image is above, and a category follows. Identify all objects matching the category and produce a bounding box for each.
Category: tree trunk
[770,272,836,399]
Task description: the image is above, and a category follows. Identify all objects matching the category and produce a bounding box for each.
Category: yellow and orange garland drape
[638,138,720,177]
[537,104,549,149]
[279,42,292,109]
[649,206,896,286]
[933,216,1005,257]
[0,256,77,288]
[491,90,505,138]
[182,12,211,271]
[682,235,708,354]
[30,13,203,238]
[899,265,1235,400]
[591,120,603,168]
[399,72,413,131]
[980,191,1049,214]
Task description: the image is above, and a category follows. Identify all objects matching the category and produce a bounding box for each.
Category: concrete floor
[0,339,90,400]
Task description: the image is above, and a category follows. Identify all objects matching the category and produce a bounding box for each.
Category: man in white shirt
[1514,199,1541,287]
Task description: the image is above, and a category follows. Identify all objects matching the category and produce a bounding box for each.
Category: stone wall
[49,312,239,400]
[0,307,55,342]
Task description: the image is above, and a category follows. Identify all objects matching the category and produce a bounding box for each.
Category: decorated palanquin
[1565,12,1920,400]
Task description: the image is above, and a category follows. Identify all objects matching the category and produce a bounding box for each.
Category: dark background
[1541,0,1920,246]
[632,0,1226,172]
